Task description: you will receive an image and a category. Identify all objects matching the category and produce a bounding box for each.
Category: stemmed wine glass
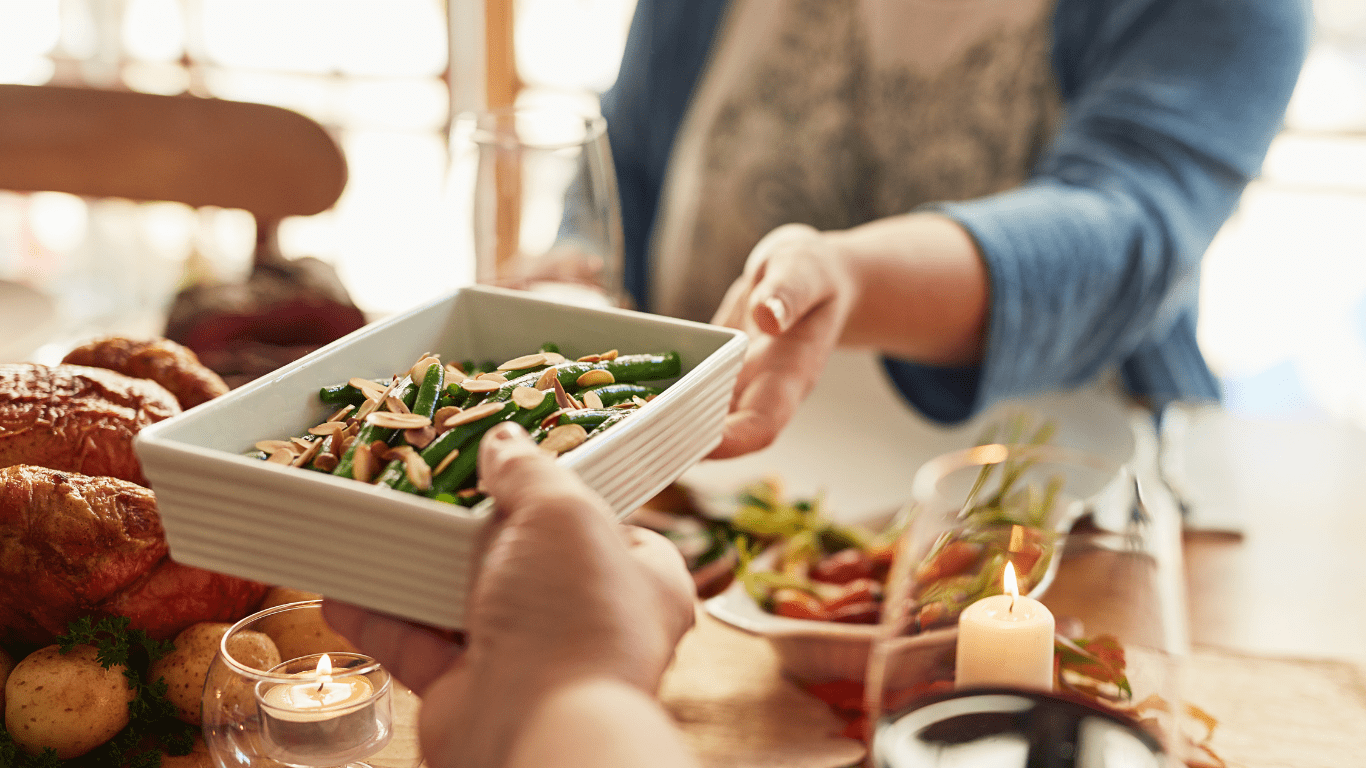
[865,444,1189,767]
[448,101,626,307]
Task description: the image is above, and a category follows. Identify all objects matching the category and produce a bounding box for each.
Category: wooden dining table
[651,350,1366,768]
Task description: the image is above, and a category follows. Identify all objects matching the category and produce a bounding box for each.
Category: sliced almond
[540,352,566,365]
[255,439,298,455]
[582,391,604,410]
[456,487,481,498]
[444,364,469,383]
[461,379,502,394]
[576,369,615,388]
[312,453,339,472]
[309,421,347,438]
[336,435,356,457]
[352,442,376,483]
[432,406,463,432]
[540,409,567,429]
[345,422,362,437]
[539,424,588,455]
[534,367,559,391]
[497,353,546,371]
[370,376,401,406]
[327,404,355,423]
[569,394,585,410]
[552,376,574,409]
[476,372,509,383]
[610,401,637,410]
[292,438,324,467]
[434,449,460,476]
[404,451,433,491]
[290,437,314,451]
[384,395,412,415]
[383,444,417,463]
[409,356,443,386]
[405,425,437,449]
[354,397,379,421]
[442,401,505,428]
[348,377,389,401]
[599,349,619,361]
[511,386,547,410]
[576,354,601,363]
[367,411,432,429]
[266,449,295,465]
[632,395,650,407]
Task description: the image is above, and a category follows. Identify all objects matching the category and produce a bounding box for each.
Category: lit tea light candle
[954,562,1056,691]
[262,654,372,711]
[256,653,393,767]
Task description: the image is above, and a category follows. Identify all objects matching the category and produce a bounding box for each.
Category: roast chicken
[62,336,229,410]
[0,363,180,487]
[0,344,266,645]
[0,465,267,644]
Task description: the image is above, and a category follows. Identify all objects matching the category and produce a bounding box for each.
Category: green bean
[332,380,417,479]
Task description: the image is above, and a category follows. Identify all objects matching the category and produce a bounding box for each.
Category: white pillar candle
[954,562,1055,691]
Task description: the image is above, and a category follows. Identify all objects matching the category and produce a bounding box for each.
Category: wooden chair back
[0,83,347,260]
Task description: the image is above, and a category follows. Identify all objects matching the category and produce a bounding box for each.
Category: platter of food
[0,335,381,765]
[701,421,1133,683]
[134,285,747,631]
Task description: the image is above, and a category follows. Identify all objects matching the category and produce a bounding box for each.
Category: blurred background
[0,0,1363,428]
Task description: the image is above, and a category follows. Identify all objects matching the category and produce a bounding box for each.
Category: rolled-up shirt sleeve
[884,0,1311,423]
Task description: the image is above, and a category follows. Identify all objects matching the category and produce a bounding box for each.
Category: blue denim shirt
[603,0,1310,423]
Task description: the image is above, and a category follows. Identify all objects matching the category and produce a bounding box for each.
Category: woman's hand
[709,223,857,459]
[323,421,696,768]
[708,215,989,459]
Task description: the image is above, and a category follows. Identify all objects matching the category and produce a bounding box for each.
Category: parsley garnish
[1,616,196,768]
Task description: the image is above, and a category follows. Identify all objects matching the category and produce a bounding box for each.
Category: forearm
[506,676,700,768]
[825,212,989,366]
[421,649,698,768]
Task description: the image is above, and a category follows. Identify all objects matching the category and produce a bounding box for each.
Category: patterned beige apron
[650,0,1063,322]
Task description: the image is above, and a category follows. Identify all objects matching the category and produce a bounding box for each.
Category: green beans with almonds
[331,379,418,480]
[255,345,681,502]
[424,391,558,496]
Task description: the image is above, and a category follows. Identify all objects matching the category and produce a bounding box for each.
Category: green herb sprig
[1,616,196,768]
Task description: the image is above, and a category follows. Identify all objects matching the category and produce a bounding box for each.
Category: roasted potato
[149,622,280,725]
[4,644,134,758]
[255,587,359,661]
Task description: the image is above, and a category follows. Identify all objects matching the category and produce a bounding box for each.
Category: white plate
[135,285,747,630]
[0,281,58,362]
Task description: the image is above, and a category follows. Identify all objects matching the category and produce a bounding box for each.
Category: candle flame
[315,654,333,694]
[1003,561,1019,611]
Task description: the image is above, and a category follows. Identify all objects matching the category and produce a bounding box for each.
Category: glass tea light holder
[203,600,423,768]
[255,652,392,766]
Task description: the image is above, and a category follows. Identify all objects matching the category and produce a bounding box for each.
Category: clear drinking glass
[866,444,1189,767]
[202,600,423,768]
[449,103,626,307]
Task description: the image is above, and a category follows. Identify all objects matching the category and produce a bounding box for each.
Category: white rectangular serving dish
[135,285,747,629]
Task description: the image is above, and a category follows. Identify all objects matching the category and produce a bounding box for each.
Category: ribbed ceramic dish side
[137,285,748,630]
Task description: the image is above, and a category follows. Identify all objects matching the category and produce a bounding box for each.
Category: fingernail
[762,297,788,330]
